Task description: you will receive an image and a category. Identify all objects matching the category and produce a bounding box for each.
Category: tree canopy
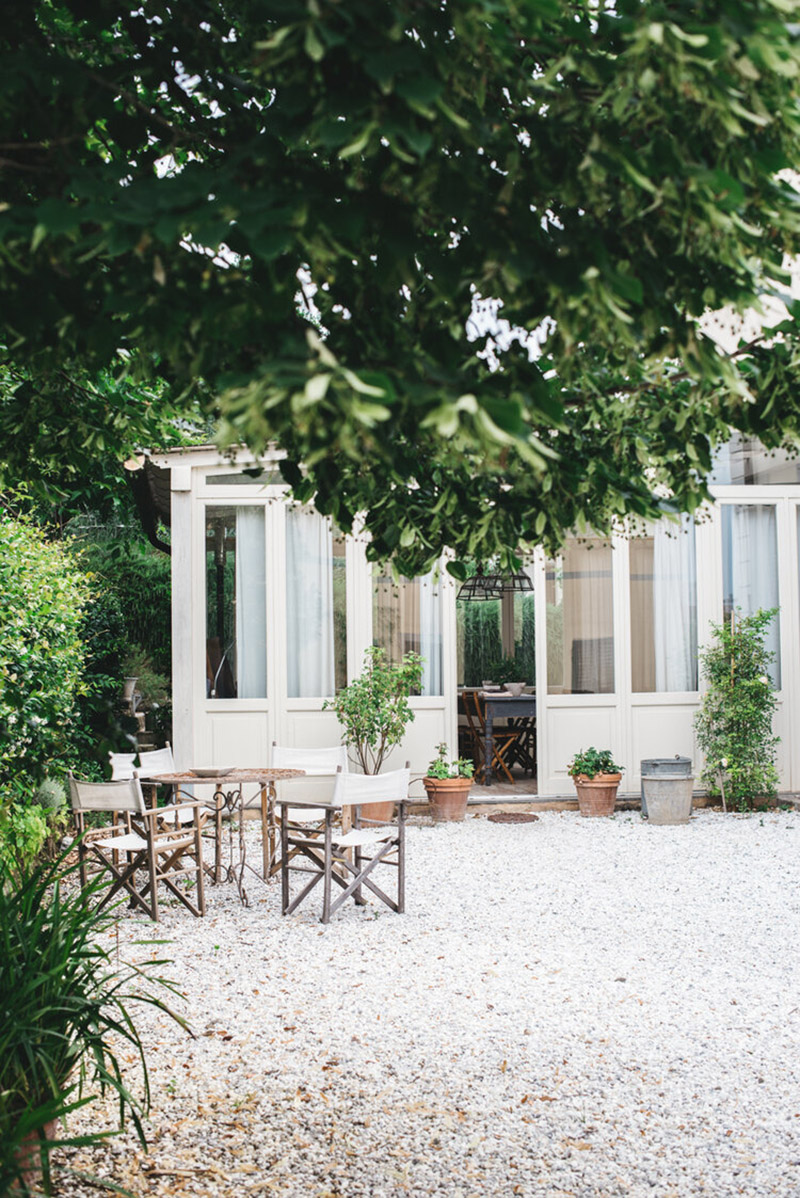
[2,0,800,572]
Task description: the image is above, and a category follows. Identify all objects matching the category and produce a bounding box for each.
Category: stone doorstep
[409,792,728,816]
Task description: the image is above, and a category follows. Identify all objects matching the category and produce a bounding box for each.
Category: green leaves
[0,514,91,787]
[3,1,800,568]
[323,646,423,774]
[694,609,780,808]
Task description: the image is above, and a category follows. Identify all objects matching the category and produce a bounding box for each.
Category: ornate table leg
[235,784,249,907]
[484,703,495,787]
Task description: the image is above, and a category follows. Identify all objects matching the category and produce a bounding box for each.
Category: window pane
[546,538,614,694]
[286,508,347,698]
[630,519,697,692]
[512,579,536,686]
[372,567,443,696]
[205,506,267,698]
[708,434,800,485]
[721,504,780,687]
[206,468,283,486]
[457,598,502,687]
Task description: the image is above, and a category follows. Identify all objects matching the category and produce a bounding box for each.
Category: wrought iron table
[149,768,305,906]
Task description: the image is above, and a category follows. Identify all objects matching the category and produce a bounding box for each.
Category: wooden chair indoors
[269,743,348,878]
[463,690,522,784]
[280,766,409,924]
[68,772,207,922]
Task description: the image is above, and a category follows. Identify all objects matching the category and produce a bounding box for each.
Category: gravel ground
[54,808,800,1198]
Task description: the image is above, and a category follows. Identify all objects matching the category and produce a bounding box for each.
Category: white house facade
[143,436,800,796]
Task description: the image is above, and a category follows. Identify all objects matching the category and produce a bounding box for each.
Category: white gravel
[57,809,800,1197]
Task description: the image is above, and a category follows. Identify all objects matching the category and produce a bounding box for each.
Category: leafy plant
[458,598,503,689]
[5,4,800,577]
[0,792,49,878]
[121,645,169,709]
[694,608,779,810]
[0,850,188,1196]
[324,646,423,774]
[0,513,91,787]
[425,743,475,780]
[488,656,527,686]
[51,583,137,782]
[567,747,622,780]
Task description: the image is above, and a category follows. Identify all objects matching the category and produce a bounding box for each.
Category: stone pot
[504,681,525,697]
[423,776,473,822]
[573,772,622,817]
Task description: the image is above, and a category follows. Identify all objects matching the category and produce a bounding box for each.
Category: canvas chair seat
[93,826,198,854]
[280,765,409,924]
[69,772,206,922]
[332,825,395,849]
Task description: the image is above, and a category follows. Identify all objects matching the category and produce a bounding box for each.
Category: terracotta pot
[423,776,472,822]
[359,801,395,823]
[573,772,621,817]
[15,1119,57,1190]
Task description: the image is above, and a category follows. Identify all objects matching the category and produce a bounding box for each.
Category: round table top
[146,768,306,784]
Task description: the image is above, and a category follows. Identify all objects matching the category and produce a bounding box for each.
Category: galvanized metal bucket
[640,756,692,817]
[642,773,695,825]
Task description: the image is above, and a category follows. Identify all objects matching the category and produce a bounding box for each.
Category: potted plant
[422,744,475,822]
[324,646,423,819]
[488,656,527,696]
[567,747,623,817]
[0,848,187,1195]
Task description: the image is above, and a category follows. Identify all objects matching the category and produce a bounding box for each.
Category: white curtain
[729,504,780,685]
[235,508,267,698]
[286,508,335,697]
[653,516,697,691]
[562,540,614,693]
[419,570,443,696]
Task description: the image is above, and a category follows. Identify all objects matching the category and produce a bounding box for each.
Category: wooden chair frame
[69,773,206,922]
[280,767,409,924]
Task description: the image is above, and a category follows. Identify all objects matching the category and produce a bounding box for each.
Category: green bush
[81,540,172,675]
[0,514,90,787]
[69,586,136,771]
[694,608,780,810]
[458,599,502,687]
[0,793,48,878]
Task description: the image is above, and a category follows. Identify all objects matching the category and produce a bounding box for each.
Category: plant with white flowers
[694,609,779,811]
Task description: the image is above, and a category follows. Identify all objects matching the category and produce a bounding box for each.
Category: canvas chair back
[137,742,176,778]
[69,773,147,816]
[108,752,137,781]
[331,767,410,809]
[271,742,348,775]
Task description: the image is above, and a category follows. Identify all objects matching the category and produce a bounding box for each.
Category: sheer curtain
[559,539,614,694]
[726,504,780,685]
[653,517,697,691]
[286,508,335,697]
[235,508,267,698]
[419,570,443,696]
